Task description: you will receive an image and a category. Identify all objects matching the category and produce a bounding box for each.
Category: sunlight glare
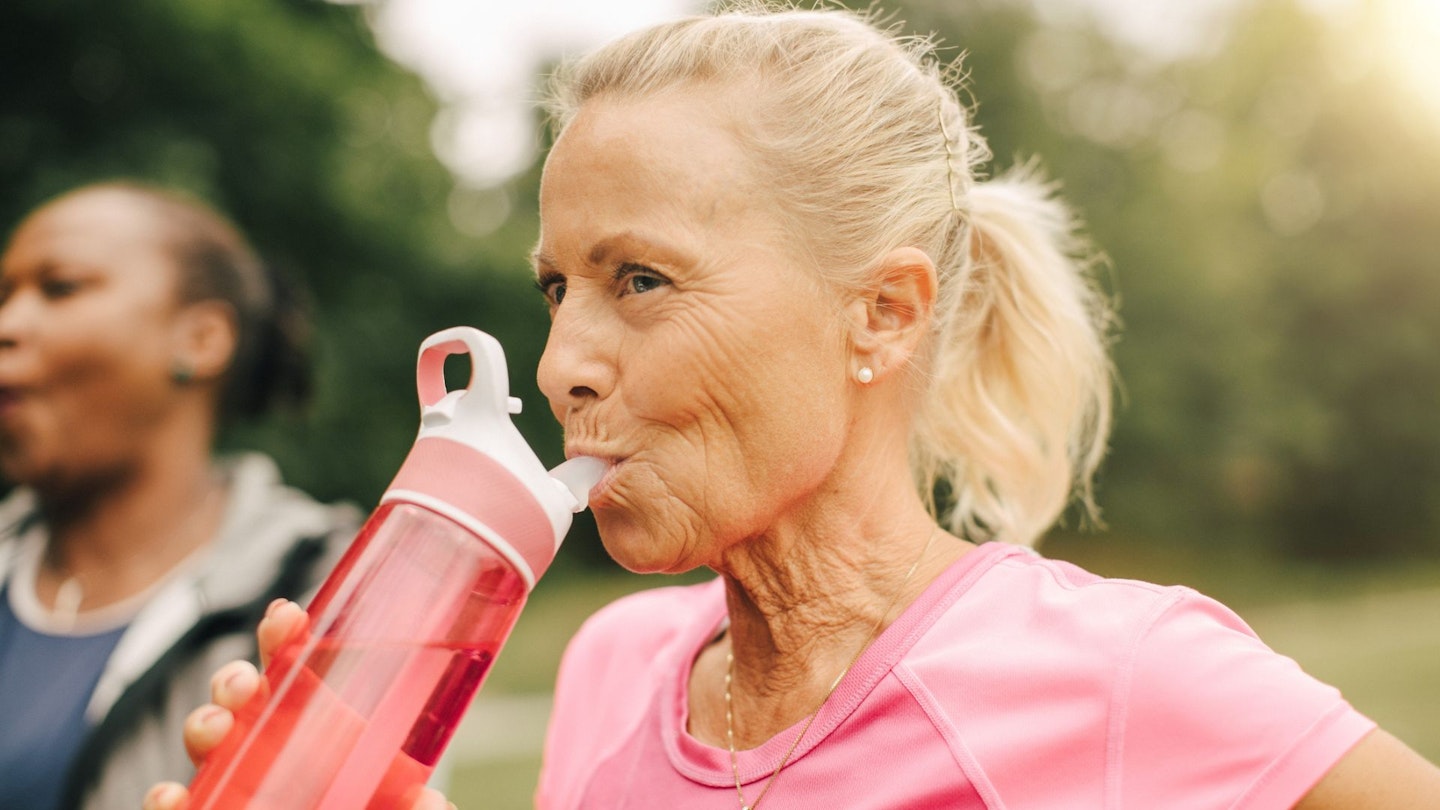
[1379,0,1440,128]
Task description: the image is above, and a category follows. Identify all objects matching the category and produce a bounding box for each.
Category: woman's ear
[171,301,239,383]
[848,246,938,382]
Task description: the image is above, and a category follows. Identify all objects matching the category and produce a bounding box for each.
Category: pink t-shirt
[537,542,1374,809]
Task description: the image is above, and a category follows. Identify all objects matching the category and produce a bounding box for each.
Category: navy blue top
[0,582,127,810]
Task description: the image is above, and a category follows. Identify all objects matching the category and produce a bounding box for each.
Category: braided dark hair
[101,182,312,422]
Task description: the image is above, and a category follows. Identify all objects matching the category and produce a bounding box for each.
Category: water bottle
[186,326,606,810]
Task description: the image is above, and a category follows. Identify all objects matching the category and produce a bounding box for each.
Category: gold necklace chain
[724,528,940,810]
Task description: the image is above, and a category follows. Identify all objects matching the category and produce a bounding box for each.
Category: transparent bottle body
[188,503,529,810]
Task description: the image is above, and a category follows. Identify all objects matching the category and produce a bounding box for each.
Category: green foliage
[0,0,562,517]
[899,0,1440,559]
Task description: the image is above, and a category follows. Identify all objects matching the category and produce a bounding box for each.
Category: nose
[536,303,616,420]
[0,286,39,350]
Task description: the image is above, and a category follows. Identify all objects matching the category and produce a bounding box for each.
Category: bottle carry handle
[416,326,523,416]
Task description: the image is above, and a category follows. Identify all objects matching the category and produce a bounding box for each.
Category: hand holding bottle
[142,328,601,809]
[141,600,455,810]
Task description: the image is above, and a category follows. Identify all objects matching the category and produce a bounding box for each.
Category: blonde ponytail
[916,168,1113,545]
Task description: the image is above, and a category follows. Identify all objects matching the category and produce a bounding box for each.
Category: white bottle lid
[378,327,604,588]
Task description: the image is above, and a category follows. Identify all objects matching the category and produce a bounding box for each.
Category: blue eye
[618,263,669,295]
[628,274,665,294]
[534,275,566,305]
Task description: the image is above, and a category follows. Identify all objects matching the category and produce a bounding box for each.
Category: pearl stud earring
[856,366,874,384]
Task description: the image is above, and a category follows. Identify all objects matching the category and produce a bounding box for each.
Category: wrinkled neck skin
[34,407,224,613]
[690,406,974,750]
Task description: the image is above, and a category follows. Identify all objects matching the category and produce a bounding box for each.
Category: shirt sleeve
[1114,590,1376,810]
[535,598,632,810]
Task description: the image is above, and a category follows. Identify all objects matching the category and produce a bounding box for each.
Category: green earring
[171,362,195,385]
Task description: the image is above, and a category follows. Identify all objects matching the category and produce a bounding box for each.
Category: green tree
[880,0,1440,559]
[0,0,560,515]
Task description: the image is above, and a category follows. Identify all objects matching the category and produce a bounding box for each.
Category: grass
[445,542,1440,808]
[450,755,544,810]
[1242,586,1440,758]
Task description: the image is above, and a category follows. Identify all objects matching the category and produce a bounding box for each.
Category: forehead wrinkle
[540,86,808,301]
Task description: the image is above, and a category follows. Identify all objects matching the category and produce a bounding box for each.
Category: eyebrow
[529,230,696,285]
[529,246,556,276]
[587,231,692,268]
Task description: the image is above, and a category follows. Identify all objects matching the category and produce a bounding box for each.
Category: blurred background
[3,0,1437,804]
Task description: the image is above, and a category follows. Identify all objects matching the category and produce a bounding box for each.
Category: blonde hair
[546,2,1114,546]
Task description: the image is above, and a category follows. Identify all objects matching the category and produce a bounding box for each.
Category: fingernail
[146,783,181,807]
[196,705,226,728]
[265,598,288,618]
[222,667,251,697]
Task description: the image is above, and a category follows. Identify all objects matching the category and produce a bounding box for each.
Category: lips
[563,441,622,463]
[590,460,622,501]
[564,446,623,504]
[0,386,26,415]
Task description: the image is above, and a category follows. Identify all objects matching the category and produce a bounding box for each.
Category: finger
[257,599,308,670]
[182,703,234,766]
[409,787,455,810]
[142,781,189,810]
[209,660,263,711]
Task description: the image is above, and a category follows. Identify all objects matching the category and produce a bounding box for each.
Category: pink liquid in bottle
[187,327,604,809]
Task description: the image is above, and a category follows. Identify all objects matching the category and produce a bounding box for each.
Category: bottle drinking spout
[549,456,608,512]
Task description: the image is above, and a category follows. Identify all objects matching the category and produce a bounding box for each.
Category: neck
[36,420,224,613]
[694,430,972,748]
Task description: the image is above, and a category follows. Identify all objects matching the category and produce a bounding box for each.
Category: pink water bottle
[187,326,606,810]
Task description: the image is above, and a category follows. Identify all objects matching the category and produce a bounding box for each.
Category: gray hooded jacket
[0,453,361,810]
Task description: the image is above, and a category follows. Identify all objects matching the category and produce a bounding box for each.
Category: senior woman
[149,5,1440,809]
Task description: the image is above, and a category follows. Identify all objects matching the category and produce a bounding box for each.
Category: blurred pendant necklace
[724,528,939,810]
[52,576,85,627]
[41,475,223,627]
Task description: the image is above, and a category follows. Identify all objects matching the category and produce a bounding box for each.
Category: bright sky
[367,0,700,187]
[360,0,1440,189]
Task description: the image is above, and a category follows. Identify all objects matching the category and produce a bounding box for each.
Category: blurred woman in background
[0,182,359,810]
